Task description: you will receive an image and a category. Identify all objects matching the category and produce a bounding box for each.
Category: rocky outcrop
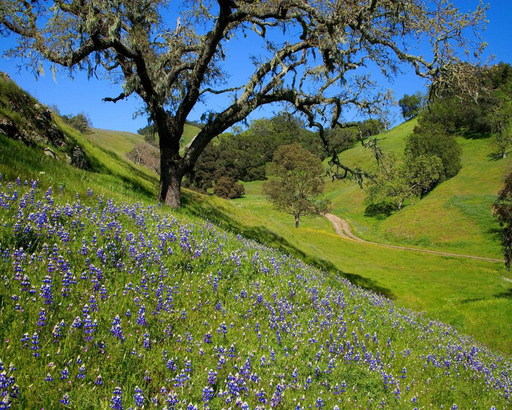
[0,72,90,170]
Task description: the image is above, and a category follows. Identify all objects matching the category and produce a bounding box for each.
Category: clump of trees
[186,115,385,198]
[62,112,92,134]
[263,144,328,228]
[366,63,512,217]
[494,173,512,269]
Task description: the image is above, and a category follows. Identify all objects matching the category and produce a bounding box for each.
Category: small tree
[263,144,327,228]
[398,92,425,120]
[62,112,92,133]
[213,176,245,199]
[494,172,512,269]
[490,100,512,159]
[405,122,462,183]
[366,154,412,211]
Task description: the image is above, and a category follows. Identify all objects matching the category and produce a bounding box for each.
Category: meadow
[1,76,512,407]
[0,177,511,409]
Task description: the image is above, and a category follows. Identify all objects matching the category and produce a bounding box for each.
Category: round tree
[263,143,327,228]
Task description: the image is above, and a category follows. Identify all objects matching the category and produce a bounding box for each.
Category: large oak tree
[0,0,486,207]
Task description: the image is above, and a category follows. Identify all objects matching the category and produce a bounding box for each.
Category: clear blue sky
[0,1,510,134]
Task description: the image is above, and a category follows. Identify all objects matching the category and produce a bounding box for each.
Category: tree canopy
[494,172,512,270]
[398,92,425,120]
[263,143,327,228]
[0,0,487,207]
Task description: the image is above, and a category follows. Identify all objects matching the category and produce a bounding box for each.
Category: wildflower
[133,386,144,408]
[110,386,123,410]
[60,393,70,406]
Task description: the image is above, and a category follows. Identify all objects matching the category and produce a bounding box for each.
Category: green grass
[184,186,512,354]
[322,119,508,258]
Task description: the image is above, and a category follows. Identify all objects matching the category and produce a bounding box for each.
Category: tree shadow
[181,193,395,300]
[494,288,512,299]
[488,152,506,162]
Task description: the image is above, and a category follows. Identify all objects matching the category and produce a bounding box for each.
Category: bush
[364,201,396,219]
[213,176,245,199]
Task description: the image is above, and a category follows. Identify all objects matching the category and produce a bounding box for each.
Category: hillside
[0,175,511,409]
[325,119,508,258]
[1,76,512,407]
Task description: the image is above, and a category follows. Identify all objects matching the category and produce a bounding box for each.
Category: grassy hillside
[325,119,509,258]
[0,176,511,409]
[1,77,512,407]
[87,123,201,158]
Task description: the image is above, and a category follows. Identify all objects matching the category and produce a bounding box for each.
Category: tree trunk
[156,113,184,208]
[158,158,183,208]
[294,213,300,228]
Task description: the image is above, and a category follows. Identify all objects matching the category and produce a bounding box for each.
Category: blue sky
[0,1,510,134]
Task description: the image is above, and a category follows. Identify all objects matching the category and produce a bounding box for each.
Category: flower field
[0,177,510,409]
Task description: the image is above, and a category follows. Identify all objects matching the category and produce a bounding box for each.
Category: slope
[324,119,509,259]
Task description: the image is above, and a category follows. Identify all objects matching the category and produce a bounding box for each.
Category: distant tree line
[185,114,385,199]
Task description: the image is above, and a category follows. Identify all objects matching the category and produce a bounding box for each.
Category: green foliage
[263,143,327,228]
[61,112,92,133]
[424,63,512,137]
[405,122,462,182]
[366,154,412,211]
[364,201,396,219]
[213,176,245,199]
[406,154,444,197]
[398,92,425,120]
[494,172,512,269]
[137,123,158,146]
[489,98,512,158]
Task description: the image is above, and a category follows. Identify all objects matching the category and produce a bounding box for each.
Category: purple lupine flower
[31,332,40,357]
[110,386,123,410]
[166,391,179,407]
[110,315,125,341]
[142,332,150,349]
[136,305,147,326]
[202,386,214,402]
[76,365,86,379]
[60,393,70,406]
[60,367,69,380]
[207,369,217,385]
[36,308,47,326]
[83,316,97,341]
[166,358,178,371]
[133,386,144,408]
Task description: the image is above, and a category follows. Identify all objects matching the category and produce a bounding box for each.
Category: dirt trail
[324,213,504,263]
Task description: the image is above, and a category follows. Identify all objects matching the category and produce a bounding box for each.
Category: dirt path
[324,213,504,263]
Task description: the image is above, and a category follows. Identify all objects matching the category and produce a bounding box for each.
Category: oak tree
[263,143,327,228]
[0,0,486,207]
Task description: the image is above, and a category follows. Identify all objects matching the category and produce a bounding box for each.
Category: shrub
[213,176,245,199]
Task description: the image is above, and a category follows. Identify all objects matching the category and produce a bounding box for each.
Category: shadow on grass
[487,152,507,161]
[181,193,395,300]
[460,289,512,303]
[494,288,512,299]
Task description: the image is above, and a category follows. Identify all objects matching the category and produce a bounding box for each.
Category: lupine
[60,393,70,405]
[110,386,123,410]
[133,386,144,408]
[30,333,40,357]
